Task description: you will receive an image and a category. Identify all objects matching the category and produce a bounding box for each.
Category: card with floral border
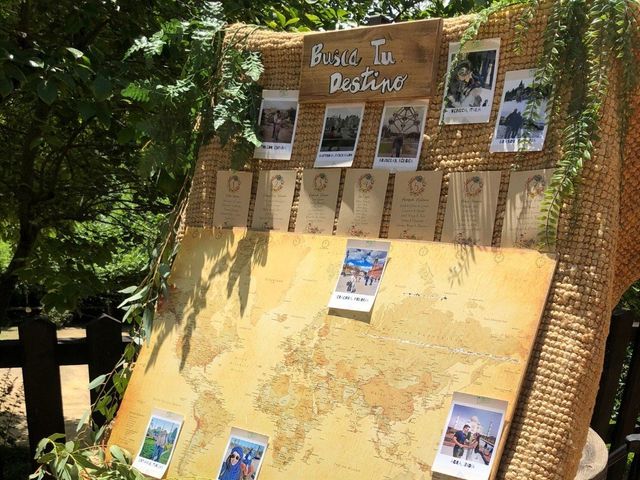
[441,171,501,246]
[251,170,297,231]
[388,171,443,240]
[294,168,341,235]
[335,169,389,238]
[212,170,253,229]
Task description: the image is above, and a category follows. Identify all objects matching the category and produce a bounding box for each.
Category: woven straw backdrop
[183,5,640,479]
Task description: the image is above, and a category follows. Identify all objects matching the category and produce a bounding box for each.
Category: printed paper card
[212,171,252,228]
[501,169,552,248]
[373,101,429,172]
[294,169,341,235]
[251,170,297,231]
[490,69,551,152]
[335,169,389,238]
[441,38,500,124]
[254,90,299,160]
[314,104,365,168]
[388,171,443,240]
[328,239,390,312]
[132,409,183,479]
[441,171,501,246]
[432,392,508,480]
[216,428,269,480]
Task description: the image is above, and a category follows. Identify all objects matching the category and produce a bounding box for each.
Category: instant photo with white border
[373,101,428,172]
[490,69,550,152]
[216,427,269,480]
[328,239,390,312]
[254,90,299,160]
[441,38,500,124]
[132,409,184,479]
[314,104,365,168]
[432,392,508,480]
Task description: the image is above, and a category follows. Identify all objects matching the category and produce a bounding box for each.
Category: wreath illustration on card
[525,174,546,198]
[408,175,426,196]
[270,174,285,192]
[305,222,322,234]
[358,173,375,193]
[313,173,328,192]
[464,175,484,197]
[227,175,241,193]
[400,229,418,240]
[348,225,367,237]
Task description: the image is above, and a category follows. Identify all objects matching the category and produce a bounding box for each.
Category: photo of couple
[438,402,504,466]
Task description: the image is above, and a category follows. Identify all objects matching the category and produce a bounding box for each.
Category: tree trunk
[0,222,40,326]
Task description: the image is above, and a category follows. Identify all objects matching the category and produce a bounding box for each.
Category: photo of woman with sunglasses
[218,446,244,480]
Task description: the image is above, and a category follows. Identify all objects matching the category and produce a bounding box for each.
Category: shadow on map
[144,228,270,373]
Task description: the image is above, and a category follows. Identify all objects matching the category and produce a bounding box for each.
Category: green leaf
[109,445,126,464]
[121,82,150,102]
[88,374,107,390]
[37,80,58,105]
[76,410,90,432]
[76,101,97,121]
[142,307,153,341]
[0,77,12,97]
[92,75,111,101]
[66,47,84,59]
[118,285,150,307]
[118,285,138,294]
[28,58,44,68]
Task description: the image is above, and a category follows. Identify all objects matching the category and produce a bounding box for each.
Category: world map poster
[108,228,556,480]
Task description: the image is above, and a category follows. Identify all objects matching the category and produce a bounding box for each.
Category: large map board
[109,228,556,479]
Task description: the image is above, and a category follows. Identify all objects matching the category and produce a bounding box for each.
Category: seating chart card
[251,170,297,231]
[441,171,501,246]
[336,169,389,238]
[388,171,443,240]
[501,169,552,248]
[212,171,252,228]
[294,168,341,235]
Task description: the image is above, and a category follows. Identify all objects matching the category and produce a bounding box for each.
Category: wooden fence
[591,311,640,479]
[0,312,638,478]
[0,315,130,463]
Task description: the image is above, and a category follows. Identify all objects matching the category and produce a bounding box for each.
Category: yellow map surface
[109,228,556,480]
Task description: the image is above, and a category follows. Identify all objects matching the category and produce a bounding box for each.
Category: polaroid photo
[254,90,299,160]
[132,409,184,479]
[432,392,508,480]
[216,427,269,480]
[314,104,365,168]
[372,101,429,172]
[328,239,390,312]
[441,38,500,124]
[490,69,551,153]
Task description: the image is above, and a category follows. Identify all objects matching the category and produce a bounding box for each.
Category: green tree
[0,0,195,323]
